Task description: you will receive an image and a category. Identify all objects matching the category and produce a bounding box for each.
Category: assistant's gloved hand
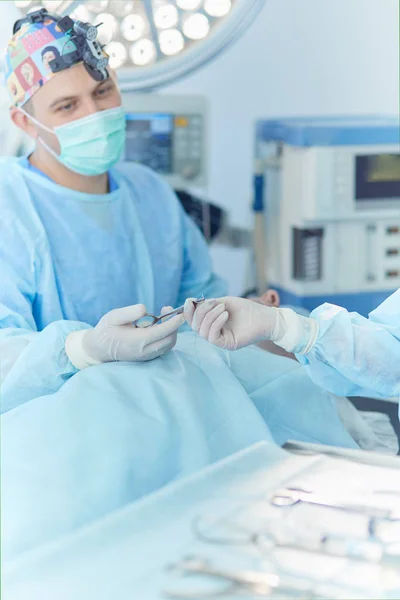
[66,304,184,369]
[184,296,319,354]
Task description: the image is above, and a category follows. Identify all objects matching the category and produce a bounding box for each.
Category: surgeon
[0,10,226,411]
[184,290,400,406]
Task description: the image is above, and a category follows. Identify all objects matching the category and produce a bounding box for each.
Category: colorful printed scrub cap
[4,15,80,108]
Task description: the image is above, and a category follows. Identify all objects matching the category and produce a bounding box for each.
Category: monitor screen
[355,153,400,200]
[125,113,173,174]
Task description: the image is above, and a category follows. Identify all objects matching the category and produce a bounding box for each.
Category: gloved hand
[66,304,184,369]
[184,296,319,354]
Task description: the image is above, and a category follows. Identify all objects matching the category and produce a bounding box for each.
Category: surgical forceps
[164,555,318,598]
[133,297,205,328]
[270,487,400,520]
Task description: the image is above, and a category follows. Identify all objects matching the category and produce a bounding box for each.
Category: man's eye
[96,85,112,96]
[58,103,74,112]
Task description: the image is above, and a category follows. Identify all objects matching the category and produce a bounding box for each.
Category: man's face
[26,63,121,154]
[42,50,56,73]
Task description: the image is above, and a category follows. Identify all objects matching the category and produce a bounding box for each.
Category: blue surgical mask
[19,106,126,176]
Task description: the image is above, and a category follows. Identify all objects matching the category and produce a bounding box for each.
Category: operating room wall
[164,0,400,296]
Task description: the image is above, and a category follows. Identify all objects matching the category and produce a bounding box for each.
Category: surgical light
[94,12,118,45]
[70,3,90,21]
[182,13,210,40]
[129,38,156,66]
[42,0,63,10]
[204,0,231,17]
[154,4,179,30]
[159,28,184,55]
[121,14,147,42]
[176,0,202,9]
[106,41,127,68]
[85,0,109,13]
[13,0,265,91]
[113,2,135,18]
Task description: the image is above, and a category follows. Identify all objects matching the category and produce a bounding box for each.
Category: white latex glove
[66,304,184,369]
[184,296,319,354]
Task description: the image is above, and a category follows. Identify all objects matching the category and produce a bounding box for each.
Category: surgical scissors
[270,487,400,520]
[133,297,205,328]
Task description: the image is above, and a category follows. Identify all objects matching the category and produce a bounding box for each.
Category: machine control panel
[122,94,207,188]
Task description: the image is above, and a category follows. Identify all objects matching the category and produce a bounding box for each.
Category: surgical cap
[3,15,78,108]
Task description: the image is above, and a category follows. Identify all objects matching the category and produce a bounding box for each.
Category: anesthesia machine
[254,116,400,315]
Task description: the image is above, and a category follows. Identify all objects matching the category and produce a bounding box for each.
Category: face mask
[19,106,126,176]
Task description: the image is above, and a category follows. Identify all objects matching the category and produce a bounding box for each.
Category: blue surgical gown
[0,157,226,412]
[2,334,357,561]
[297,290,400,403]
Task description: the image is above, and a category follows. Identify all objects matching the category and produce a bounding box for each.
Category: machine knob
[181,165,198,180]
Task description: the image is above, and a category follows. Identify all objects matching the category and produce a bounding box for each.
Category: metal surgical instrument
[133,297,205,328]
[191,515,393,564]
[270,487,400,520]
[164,555,318,599]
